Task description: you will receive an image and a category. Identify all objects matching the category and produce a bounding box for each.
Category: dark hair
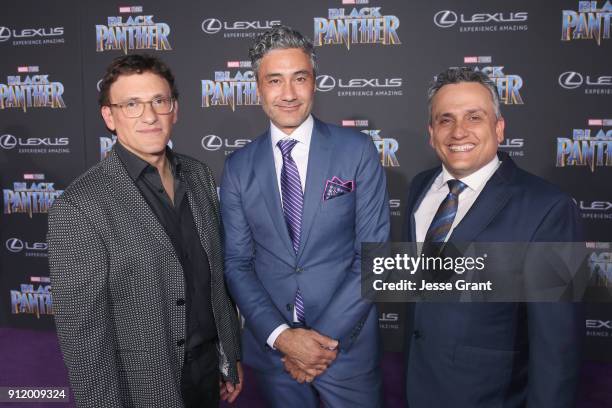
[249,25,317,79]
[427,67,501,124]
[98,54,178,106]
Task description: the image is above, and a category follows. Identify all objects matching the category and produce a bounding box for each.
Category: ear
[255,76,263,100]
[428,124,435,148]
[309,70,316,92]
[172,99,178,124]
[100,106,115,131]
[495,116,505,144]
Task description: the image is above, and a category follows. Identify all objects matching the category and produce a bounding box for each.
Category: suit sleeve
[220,155,288,346]
[526,196,584,407]
[199,162,243,378]
[310,136,391,349]
[47,195,123,408]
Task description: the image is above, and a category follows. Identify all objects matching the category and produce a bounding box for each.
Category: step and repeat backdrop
[1,0,610,359]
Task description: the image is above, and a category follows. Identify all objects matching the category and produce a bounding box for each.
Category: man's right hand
[282,356,317,383]
[274,328,338,373]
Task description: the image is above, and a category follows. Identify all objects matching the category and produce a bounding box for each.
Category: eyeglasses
[108,96,174,118]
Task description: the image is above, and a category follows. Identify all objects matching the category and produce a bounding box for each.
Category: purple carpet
[1,327,610,407]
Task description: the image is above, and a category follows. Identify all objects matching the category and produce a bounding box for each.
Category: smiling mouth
[137,128,163,133]
[449,143,475,152]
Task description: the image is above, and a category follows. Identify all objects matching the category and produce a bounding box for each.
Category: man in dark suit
[48,54,242,408]
[220,26,390,407]
[403,67,583,407]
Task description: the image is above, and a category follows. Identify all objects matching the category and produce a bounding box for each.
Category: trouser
[181,340,219,408]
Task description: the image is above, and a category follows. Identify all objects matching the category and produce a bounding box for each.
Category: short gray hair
[427,67,501,124]
[249,25,317,79]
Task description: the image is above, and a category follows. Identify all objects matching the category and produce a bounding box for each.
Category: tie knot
[447,179,467,196]
[277,139,298,157]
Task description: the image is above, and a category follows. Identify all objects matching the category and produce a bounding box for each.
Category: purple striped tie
[277,139,305,323]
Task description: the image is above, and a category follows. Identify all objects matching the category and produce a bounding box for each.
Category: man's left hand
[282,356,320,383]
[220,361,244,403]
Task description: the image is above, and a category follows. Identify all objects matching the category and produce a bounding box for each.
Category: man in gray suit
[48,54,242,408]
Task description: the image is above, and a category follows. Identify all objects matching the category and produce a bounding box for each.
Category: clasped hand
[274,328,338,383]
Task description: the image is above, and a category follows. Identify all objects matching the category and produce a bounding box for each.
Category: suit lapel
[102,149,178,260]
[182,168,216,269]
[297,119,333,261]
[253,132,296,260]
[449,154,514,243]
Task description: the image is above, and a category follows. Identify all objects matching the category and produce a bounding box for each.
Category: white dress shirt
[266,115,314,349]
[414,156,501,243]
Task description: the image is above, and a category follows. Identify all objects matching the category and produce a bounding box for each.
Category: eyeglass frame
[107,96,175,118]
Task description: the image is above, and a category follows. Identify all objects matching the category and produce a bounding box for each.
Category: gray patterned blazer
[48,148,241,408]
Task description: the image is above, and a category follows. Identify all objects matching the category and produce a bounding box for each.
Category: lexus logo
[0,134,17,149]
[0,26,11,42]
[96,79,103,92]
[558,71,583,89]
[6,238,24,253]
[315,75,336,92]
[201,18,223,34]
[433,10,458,28]
[201,134,222,151]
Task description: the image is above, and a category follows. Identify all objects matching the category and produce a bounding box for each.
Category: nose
[140,101,158,124]
[281,81,297,101]
[451,119,468,139]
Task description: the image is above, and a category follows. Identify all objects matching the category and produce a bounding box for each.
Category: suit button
[177,339,185,346]
[176,298,185,306]
[413,330,421,339]
[286,304,293,311]
[295,267,303,273]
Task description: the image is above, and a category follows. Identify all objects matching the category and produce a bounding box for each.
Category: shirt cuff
[267,324,290,349]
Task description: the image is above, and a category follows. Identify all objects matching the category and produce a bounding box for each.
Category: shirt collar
[435,155,501,192]
[270,114,314,149]
[114,141,180,181]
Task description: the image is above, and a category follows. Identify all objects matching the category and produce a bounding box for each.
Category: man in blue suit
[404,67,583,407]
[220,26,390,407]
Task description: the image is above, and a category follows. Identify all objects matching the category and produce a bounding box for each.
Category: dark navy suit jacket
[403,152,583,408]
